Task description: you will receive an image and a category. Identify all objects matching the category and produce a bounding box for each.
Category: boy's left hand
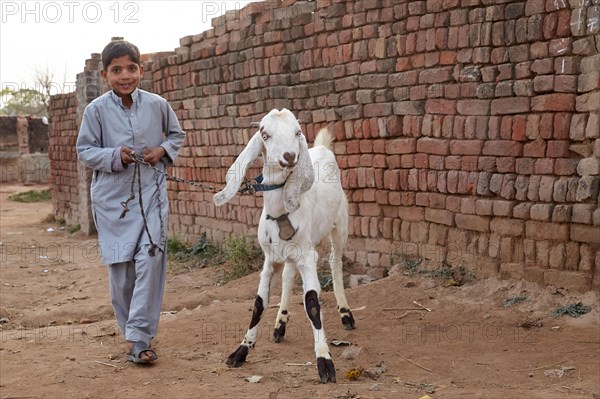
[142,147,166,166]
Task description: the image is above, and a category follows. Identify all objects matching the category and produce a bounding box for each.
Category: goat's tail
[313,128,333,150]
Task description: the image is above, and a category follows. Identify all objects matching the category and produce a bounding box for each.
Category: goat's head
[213,109,314,212]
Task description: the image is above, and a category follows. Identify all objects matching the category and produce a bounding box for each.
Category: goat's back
[296,128,347,246]
[313,128,333,150]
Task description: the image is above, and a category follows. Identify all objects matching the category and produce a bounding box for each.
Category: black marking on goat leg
[305,290,322,329]
[339,307,356,330]
[273,321,287,343]
[249,295,264,329]
[226,345,249,367]
[317,357,336,383]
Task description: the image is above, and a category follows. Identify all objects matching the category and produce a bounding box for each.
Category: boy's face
[101,55,143,99]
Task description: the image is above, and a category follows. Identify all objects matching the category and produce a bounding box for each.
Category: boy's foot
[126,341,158,364]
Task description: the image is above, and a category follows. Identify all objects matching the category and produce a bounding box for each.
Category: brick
[397,206,424,222]
[475,199,493,215]
[577,157,600,176]
[456,99,491,115]
[581,54,600,74]
[530,41,548,59]
[570,113,588,140]
[531,93,576,112]
[526,221,569,240]
[419,66,453,83]
[491,97,530,114]
[482,140,522,156]
[578,72,600,92]
[538,175,555,201]
[571,224,600,244]
[416,137,449,155]
[385,138,417,154]
[497,157,516,173]
[586,113,600,138]
[447,139,481,155]
[425,208,454,226]
[513,202,531,219]
[552,204,572,223]
[533,75,554,92]
[455,214,490,232]
[576,176,600,201]
[530,204,554,221]
[530,58,553,74]
[523,139,546,158]
[425,99,457,114]
[493,200,515,217]
[553,113,572,139]
[572,204,596,224]
[553,177,569,202]
[516,175,529,200]
[516,158,535,174]
[546,140,570,157]
[394,101,425,115]
[575,90,600,112]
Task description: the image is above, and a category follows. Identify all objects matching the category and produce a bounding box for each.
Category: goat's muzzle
[279,152,297,168]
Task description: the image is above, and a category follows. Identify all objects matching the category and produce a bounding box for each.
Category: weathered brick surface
[49,0,598,292]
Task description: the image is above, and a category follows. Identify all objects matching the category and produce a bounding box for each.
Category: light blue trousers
[108,244,166,345]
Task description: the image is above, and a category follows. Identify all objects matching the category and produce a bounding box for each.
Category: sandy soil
[0,182,598,399]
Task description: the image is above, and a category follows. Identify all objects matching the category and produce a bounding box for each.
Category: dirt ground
[0,182,598,399]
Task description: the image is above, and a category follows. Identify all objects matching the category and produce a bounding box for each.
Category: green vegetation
[167,233,223,273]
[550,302,592,318]
[395,255,475,286]
[67,224,81,234]
[503,295,528,307]
[220,235,263,284]
[8,189,51,203]
[166,233,262,282]
[318,270,333,292]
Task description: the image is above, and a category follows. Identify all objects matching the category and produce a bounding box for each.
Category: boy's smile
[101,55,143,107]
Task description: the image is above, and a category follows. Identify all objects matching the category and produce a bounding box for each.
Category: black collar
[238,174,285,194]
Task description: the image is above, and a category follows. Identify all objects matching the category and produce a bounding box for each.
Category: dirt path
[0,182,598,399]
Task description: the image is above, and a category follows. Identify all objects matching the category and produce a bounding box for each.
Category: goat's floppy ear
[283,134,314,213]
[213,132,264,206]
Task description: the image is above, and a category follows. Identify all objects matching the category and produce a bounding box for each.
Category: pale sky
[0,0,252,105]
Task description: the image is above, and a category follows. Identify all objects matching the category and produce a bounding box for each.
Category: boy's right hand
[121,146,136,165]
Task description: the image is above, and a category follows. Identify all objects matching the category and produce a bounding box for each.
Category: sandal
[127,341,158,364]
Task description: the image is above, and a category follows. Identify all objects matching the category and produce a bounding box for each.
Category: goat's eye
[262,133,269,141]
[295,131,302,137]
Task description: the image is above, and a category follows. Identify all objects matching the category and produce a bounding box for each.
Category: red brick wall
[48,92,78,221]
[50,0,600,290]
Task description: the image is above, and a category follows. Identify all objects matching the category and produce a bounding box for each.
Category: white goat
[213,108,355,383]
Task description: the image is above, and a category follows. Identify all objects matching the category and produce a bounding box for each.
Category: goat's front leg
[226,259,274,367]
[273,262,295,343]
[297,251,336,383]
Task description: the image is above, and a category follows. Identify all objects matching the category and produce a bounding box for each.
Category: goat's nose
[283,152,296,163]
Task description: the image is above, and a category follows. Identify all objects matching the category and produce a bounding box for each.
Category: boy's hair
[101,40,141,70]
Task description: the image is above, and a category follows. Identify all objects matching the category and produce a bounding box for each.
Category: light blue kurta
[76,89,185,264]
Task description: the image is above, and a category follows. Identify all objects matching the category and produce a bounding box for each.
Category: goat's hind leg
[227,260,277,367]
[328,233,355,330]
[273,262,295,343]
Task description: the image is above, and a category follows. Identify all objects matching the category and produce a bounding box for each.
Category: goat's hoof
[341,311,355,330]
[316,357,336,383]
[226,345,249,367]
[273,323,287,343]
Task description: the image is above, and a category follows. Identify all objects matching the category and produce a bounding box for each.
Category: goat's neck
[261,166,289,218]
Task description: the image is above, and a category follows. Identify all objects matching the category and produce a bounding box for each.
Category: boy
[76,40,185,363]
